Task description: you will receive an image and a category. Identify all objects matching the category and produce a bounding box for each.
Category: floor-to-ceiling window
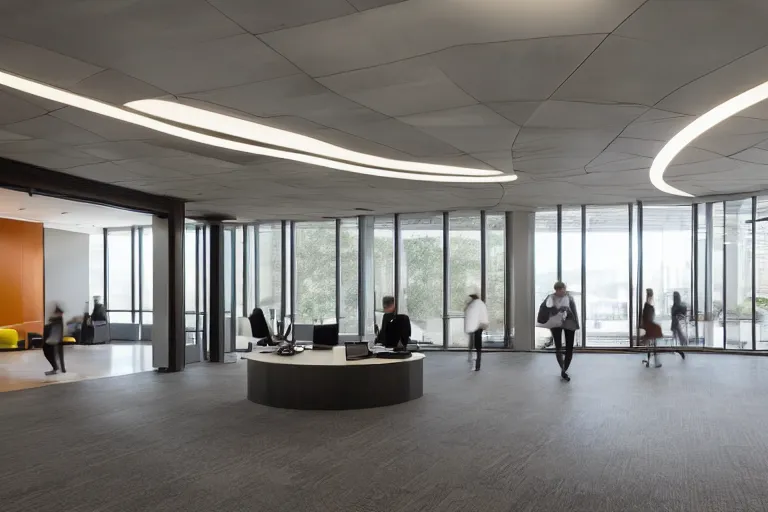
[724,199,753,350]
[257,222,282,333]
[585,206,630,347]
[399,214,443,346]
[642,205,693,344]
[295,221,336,325]
[235,225,244,318]
[710,202,725,348]
[534,210,557,348]
[339,218,359,334]
[246,225,256,314]
[141,227,153,325]
[370,216,395,337]
[106,229,132,322]
[485,213,506,346]
[89,233,104,308]
[447,212,481,348]
[755,198,768,349]
[561,207,583,347]
[184,225,198,345]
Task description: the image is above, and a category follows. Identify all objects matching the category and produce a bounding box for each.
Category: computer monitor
[313,324,339,349]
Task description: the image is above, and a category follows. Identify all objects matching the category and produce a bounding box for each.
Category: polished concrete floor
[3,351,768,511]
[0,343,153,392]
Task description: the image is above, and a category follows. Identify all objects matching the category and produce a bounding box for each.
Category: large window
[89,233,104,307]
[141,227,153,324]
[184,225,197,345]
[295,221,336,324]
[534,210,557,348]
[447,212,481,347]
[756,199,768,350]
[642,205,693,343]
[485,213,506,346]
[585,206,630,347]
[710,202,725,348]
[235,226,244,318]
[399,214,443,346]
[257,223,282,331]
[106,229,132,322]
[561,208,583,347]
[246,225,256,314]
[339,218,359,334]
[724,199,753,350]
[369,216,395,337]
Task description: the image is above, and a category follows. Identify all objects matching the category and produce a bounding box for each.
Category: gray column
[208,222,226,362]
[512,211,536,351]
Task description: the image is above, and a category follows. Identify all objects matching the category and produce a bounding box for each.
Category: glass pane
[374,215,394,321]
[711,203,724,348]
[534,210,557,349]
[585,206,630,347]
[258,222,282,332]
[485,213,506,347]
[142,228,153,311]
[184,225,197,316]
[235,226,244,318]
[284,222,292,331]
[642,205,693,347]
[696,205,707,345]
[110,311,132,323]
[295,221,336,324]
[561,208,583,347]
[340,218,359,334]
[399,214,443,347]
[246,225,256,313]
[89,233,104,308]
[106,230,132,311]
[447,212,481,348]
[756,198,768,349]
[725,199,752,349]
[142,312,153,325]
[224,228,234,352]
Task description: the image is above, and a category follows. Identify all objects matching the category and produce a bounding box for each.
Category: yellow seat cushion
[62,336,76,344]
[0,329,20,349]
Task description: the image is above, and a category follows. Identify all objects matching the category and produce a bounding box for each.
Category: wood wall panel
[0,218,43,345]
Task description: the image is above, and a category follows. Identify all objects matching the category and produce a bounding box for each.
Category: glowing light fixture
[650,79,768,197]
[126,99,500,177]
[0,70,516,183]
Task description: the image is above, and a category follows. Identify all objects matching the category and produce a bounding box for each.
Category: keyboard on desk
[375,352,412,360]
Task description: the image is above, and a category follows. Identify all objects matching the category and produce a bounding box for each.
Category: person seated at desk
[375,296,411,349]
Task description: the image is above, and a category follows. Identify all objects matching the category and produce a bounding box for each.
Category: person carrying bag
[537,282,579,381]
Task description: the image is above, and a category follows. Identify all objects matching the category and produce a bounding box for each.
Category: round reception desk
[245,348,424,410]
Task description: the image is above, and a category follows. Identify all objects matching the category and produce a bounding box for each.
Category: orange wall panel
[0,218,44,343]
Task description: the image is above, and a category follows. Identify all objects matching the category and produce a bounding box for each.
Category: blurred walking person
[537,282,579,381]
[670,291,689,347]
[641,289,663,368]
[465,287,489,372]
[43,305,66,375]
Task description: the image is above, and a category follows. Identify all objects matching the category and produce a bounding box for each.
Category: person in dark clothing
[540,282,580,381]
[248,308,272,339]
[43,305,65,376]
[670,291,688,346]
[376,296,411,349]
[641,289,663,368]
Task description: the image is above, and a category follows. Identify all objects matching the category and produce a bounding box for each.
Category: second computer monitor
[313,324,339,349]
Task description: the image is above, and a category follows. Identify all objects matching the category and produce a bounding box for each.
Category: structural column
[511,211,536,351]
[208,222,226,362]
[151,202,186,372]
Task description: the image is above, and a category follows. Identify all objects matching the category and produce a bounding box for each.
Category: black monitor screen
[313,324,339,347]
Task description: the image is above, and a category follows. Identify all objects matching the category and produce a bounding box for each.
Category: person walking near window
[43,305,66,376]
[538,282,579,381]
[464,287,489,372]
[670,291,689,347]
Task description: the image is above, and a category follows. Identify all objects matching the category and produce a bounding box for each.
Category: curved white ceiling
[650,79,768,197]
[0,70,517,184]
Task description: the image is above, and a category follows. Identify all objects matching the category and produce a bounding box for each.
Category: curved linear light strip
[126,99,501,177]
[0,70,516,183]
[650,79,768,197]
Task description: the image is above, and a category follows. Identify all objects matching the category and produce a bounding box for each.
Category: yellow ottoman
[62,336,76,344]
[0,329,20,349]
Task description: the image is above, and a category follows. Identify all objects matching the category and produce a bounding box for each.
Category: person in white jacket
[464,287,489,372]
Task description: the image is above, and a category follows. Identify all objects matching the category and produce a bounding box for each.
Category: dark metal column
[280,221,287,331]
[289,222,296,331]
[166,202,187,372]
[504,212,514,348]
[357,216,366,337]
[629,203,635,347]
[336,219,342,326]
[753,196,757,351]
[442,212,450,349]
[580,206,587,347]
[556,205,563,281]
[208,222,225,363]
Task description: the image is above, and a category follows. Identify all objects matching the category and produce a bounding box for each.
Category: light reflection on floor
[0,343,154,393]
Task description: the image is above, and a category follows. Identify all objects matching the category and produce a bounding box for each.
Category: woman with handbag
[641,289,664,368]
[670,291,689,347]
[538,282,579,381]
[43,305,66,376]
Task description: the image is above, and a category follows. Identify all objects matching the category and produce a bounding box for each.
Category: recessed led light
[0,70,516,184]
[126,99,501,177]
[650,79,768,197]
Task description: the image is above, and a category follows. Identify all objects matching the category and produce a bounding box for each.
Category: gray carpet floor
[2,351,768,511]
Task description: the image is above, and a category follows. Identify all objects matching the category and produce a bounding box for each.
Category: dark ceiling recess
[354,208,374,212]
